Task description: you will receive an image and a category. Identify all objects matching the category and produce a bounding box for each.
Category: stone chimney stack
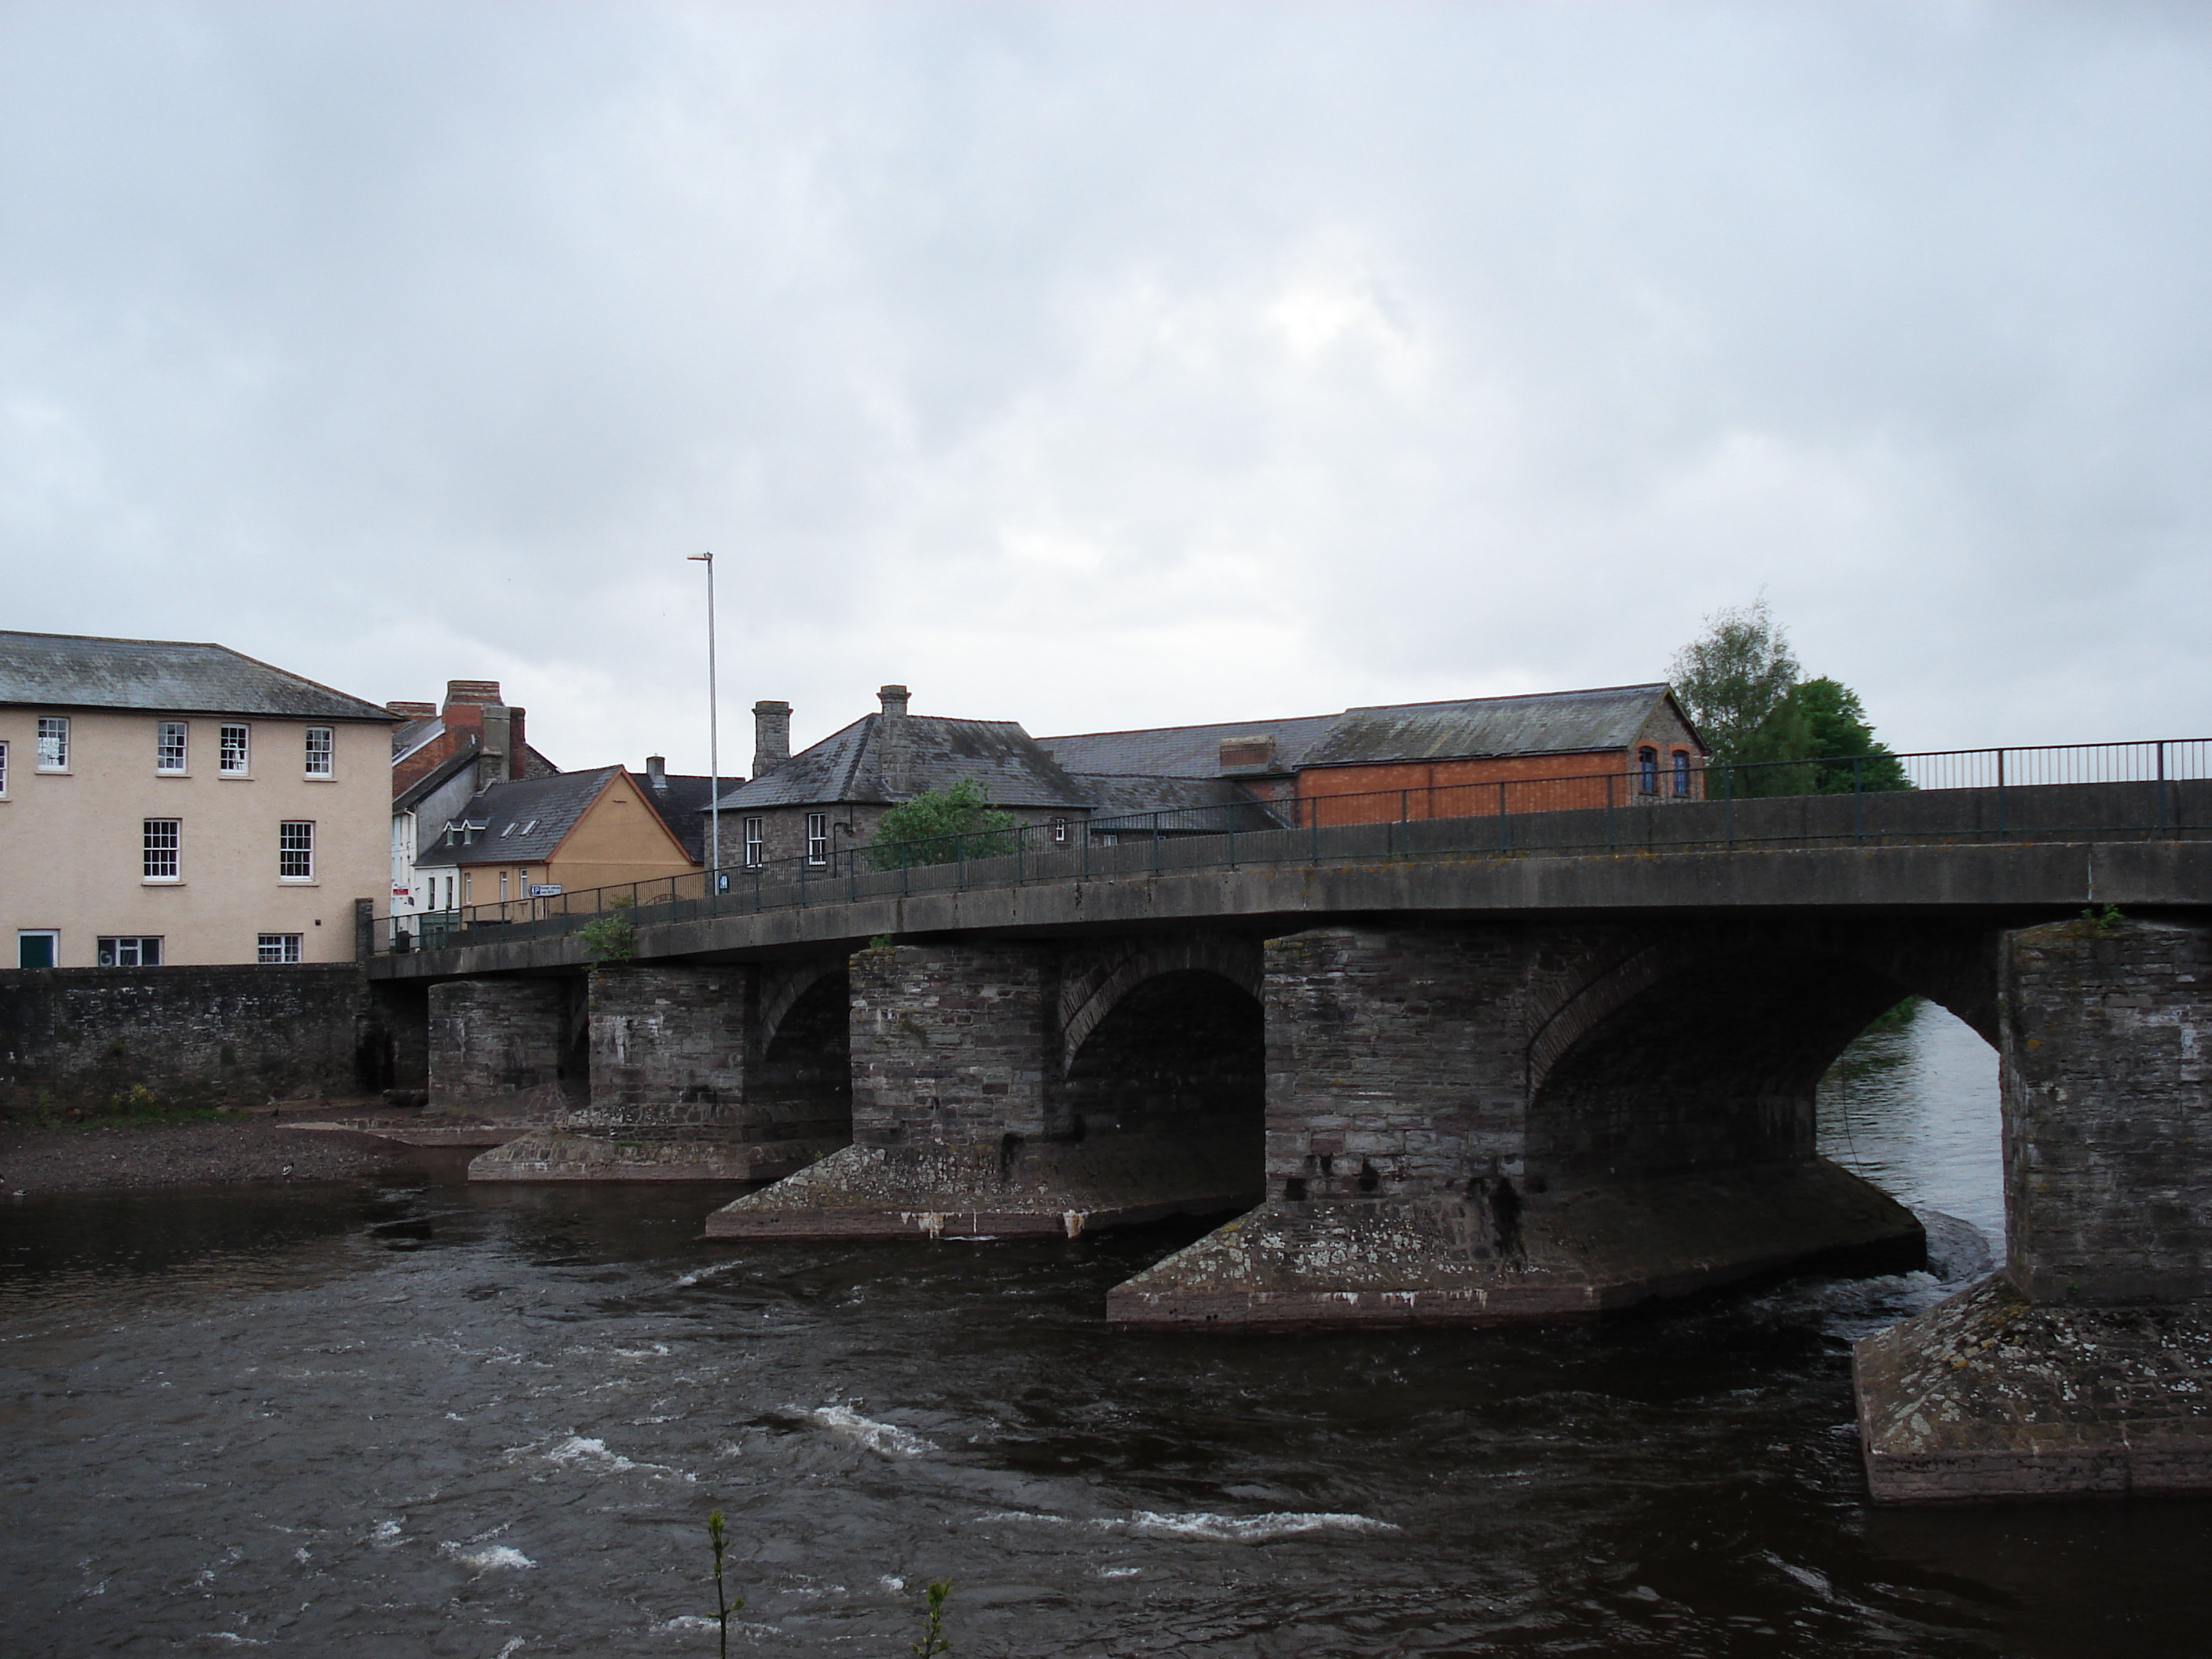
[477,704,512,790]
[646,755,668,791]
[752,701,792,779]
[877,685,911,797]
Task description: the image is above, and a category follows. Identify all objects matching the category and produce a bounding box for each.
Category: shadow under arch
[1526,945,1947,1188]
[752,967,853,1148]
[1058,967,1266,1199]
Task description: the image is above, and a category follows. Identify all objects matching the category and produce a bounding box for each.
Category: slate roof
[1299,685,1694,768]
[0,630,395,721]
[709,714,1092,811]
[640,774,723,863]
[1035,712,1344,779]
[414,767,622,868]
[394,745,482,813]
[1072,774,1284,828]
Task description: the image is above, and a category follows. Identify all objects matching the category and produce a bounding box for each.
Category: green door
[16,932,57,968]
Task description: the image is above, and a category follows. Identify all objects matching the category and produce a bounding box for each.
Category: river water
[5,1004,2210,1657]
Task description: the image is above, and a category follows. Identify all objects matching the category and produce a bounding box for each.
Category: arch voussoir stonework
[1057,933,1265,1070]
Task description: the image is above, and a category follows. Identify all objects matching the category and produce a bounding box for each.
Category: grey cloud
[3,1,2207,767]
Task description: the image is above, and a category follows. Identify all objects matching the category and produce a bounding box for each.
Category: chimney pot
[878,684,910,720]
[752,700,793,779]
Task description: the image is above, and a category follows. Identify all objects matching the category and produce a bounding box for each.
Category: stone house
[0,630,394,967]
[707,687,1100,870]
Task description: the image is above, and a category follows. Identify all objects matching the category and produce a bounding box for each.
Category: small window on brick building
[743,817,764,868]
[1051,816,1070,845]
[805,811,829,865]
[1638,746,1659,794]
[1672,749,1691,797]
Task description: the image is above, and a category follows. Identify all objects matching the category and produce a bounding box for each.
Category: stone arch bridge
[372,789,2212,1504]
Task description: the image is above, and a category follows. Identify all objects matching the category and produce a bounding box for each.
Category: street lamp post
[687,551,720,880]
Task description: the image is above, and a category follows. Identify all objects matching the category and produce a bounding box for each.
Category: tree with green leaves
[1667,592,1801,771]
[1668,596,1910,797]
[866,778,1019,870]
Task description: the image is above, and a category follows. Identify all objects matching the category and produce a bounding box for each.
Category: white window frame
[219,723,251,775]
[304,726,334,777]
[36,716,68,771]
[257,932,302,964]
[742,817,764,868]
[16,929,58,968]
[1051,816,1069,845]
[279,819,315,881]
[97,936,163,967]
[143,818,181,881]
[157,721,189,774]
[804,811,829,866]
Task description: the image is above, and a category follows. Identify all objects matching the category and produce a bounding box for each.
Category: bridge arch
[1058,934,1264,1073]
[1523,921,1999,1185]
[1059,961,1265,1166]
[751,964,852,1147]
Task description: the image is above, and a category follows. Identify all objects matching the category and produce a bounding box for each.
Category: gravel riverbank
[0,1118,412,1195]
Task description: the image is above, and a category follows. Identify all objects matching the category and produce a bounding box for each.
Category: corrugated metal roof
[710,714,1093,811]
[415,766,621,868]
[1035,711,1343,778]
[0,630,396,721]
[1299,684,1683,768]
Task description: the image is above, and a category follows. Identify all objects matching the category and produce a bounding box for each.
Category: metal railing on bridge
[373,736,2211,957]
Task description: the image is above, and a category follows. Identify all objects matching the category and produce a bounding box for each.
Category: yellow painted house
[406,763,704,922]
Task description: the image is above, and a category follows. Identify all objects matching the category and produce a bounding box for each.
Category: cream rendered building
[0,632,395,967]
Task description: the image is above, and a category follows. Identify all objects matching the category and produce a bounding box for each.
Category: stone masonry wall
[2003,916,2212,1303]
[1263,927,1530,1202]
[427,978,576,1112]
[573,965,746,1128]
[0,964,412,1112]
[847,942,1054,1147]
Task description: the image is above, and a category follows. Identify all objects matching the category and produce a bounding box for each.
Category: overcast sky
[4,2,2207,771]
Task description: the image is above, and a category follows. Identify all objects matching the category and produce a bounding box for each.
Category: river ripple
[3,1003,2207,1657]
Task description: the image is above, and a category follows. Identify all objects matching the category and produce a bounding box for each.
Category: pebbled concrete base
[701,1134,1262,1240]
[1854,1275,2212,1503]
[468,1126,843,1184]
[1106,1158,1921,1331]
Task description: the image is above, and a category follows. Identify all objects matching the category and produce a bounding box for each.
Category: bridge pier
[1108,925,1924,1329]
[471,965,848,1181]
[426,978,579,1119]
[703,942,1258,1238]
[1855,917,2212,1502]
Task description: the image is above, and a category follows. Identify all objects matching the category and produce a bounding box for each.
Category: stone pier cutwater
[1108,925,1926,1329]
[1852,917,2212,1503]
[702,939,1263,1237]
[466,962,851,1182]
